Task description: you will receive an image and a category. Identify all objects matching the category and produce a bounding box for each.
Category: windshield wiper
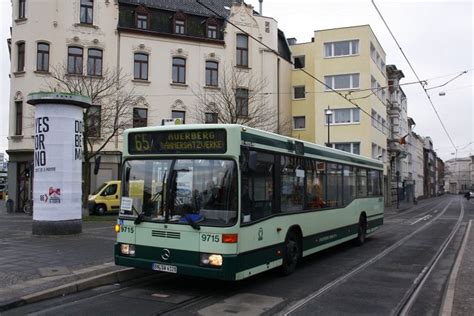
[133,205,144,225]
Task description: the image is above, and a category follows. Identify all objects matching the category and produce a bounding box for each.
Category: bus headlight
[120,244,135,256]
[200,253,223,267]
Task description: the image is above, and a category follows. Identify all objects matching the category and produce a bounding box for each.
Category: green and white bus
[115,124,384,280]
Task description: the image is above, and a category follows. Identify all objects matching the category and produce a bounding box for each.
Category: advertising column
[27,92,91,235]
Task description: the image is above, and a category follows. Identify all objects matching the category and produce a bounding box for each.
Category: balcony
[387,102,401,116]
[388,140,401,153]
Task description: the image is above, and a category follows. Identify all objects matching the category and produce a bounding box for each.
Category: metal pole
[328,117,330,147]
[326,106,331,147]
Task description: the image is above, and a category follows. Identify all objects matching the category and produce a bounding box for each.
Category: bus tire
[353,214,367,246]
[95,204,107,216]
[281,229,301,275]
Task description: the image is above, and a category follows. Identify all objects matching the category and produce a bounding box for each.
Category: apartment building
[423,137,437,197]
[386,64,410,204]
[445,157,472,193]
[7,0,292,211]
[288,25,388,162]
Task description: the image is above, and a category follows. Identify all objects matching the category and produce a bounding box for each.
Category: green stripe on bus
[241,132,383,169]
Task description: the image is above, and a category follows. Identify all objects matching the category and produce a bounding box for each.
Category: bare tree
[191,66,287,132]
[46,65,141,206]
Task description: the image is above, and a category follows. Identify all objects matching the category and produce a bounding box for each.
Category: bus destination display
[128,129,227,154]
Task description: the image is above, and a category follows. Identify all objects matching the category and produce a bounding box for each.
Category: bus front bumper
[114,243,238,281]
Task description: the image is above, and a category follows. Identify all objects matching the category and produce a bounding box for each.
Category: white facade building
[7,0,292,211]
[445,157,472,193]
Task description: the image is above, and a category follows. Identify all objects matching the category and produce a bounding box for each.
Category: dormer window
[175,19,185,34]
[174,12,186,35]
[137,14,148,29]
[135,6,149,30]
[206,18,218,39]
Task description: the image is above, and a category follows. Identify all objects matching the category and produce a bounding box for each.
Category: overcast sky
[0,0,472,161]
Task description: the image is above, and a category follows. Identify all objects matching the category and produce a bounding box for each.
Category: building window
[332,142,360,155]
[134,53,148,80]
[236,34,248,67]
[293,116,306,129]
[87,105,101,137]
[15,101,23,135]
[324,73,359,90]
[324,40,359,57]
[172,57,186,84]
[68,46,83,74]
[87,48,102,76]
[207,24,217,39]
[293,86,305,99]
[294,55,305,69]
[133,108,147,127]
[205,61,218,87]
[327,108,360,124]
[205,112,218,124]
[17,42,25,72]
[175,19,185,34]
[235,88,249,116]
[172,110,185,124]
[19,0,26,19]
[80,0,93,24]
[136,13,148,29]
[36,42,49,72]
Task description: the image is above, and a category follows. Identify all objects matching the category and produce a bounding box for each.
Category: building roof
[119,0,242,17]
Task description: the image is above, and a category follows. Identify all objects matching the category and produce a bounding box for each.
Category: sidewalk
[0,201,148,311]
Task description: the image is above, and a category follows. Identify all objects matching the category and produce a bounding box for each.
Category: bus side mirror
[248,151,257,172]
[94,155,101,175]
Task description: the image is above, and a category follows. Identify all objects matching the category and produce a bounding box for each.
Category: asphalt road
[5,195,473,316]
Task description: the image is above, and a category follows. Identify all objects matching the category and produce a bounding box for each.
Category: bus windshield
[121,159,238,227]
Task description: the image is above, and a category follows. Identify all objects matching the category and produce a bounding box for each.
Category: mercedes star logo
[161,248,171,261]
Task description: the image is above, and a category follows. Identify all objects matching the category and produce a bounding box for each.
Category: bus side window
[357,168,368,197]
[241,151,275,223]
[305,159,325,210]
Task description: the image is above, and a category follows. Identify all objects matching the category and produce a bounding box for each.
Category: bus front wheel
[281,230,301,275]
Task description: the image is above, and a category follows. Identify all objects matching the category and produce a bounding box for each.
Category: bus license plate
[152,263,177,274]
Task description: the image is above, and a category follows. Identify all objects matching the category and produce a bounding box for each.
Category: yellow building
[289,25,388,163]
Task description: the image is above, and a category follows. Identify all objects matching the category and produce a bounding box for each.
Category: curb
[440,220,472,316]
[0,268,151,312]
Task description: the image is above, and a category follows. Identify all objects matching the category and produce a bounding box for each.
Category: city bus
[115,124,384,280]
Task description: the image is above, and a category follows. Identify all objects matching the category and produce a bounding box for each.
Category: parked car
[88,181,121,215]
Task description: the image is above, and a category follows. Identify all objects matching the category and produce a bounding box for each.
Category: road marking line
[410,215,431,225]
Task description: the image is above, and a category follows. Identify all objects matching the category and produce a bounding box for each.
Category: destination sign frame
[128,129,227,154]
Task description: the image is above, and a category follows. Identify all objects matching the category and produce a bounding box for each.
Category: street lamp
[325,107,333,147]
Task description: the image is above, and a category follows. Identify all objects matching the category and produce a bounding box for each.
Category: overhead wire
[371,0,457,150]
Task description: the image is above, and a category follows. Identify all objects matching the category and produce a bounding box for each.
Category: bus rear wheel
[281,230,301,275]
[354,215,367,246]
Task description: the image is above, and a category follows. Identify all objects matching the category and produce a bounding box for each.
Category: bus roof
[123,124,384,170]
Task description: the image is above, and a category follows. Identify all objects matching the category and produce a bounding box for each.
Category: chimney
[259,0,263,15]
[287,38,297,45]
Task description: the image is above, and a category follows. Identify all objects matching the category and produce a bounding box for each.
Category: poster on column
[33,104,83,221]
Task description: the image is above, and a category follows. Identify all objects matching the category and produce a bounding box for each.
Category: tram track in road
[279,198,457,316]
[375,198,450,237]
[394,199,465,316]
